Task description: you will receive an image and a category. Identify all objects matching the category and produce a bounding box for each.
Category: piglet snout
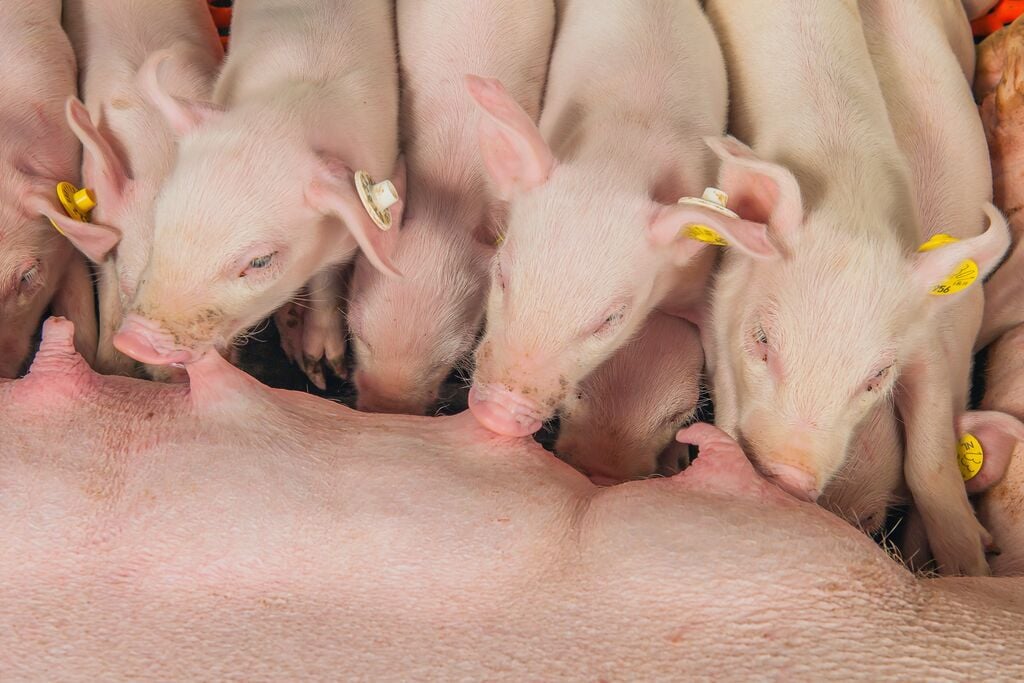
[113,315,195,366]
[764,462,821,502]
[468,384,544,437]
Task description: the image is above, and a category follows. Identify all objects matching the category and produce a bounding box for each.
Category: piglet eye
[593,305,627,337]
[755,325,768,345]
[866,364,893,393]
[19,263,39,289]
[240,252,277,277]
[249,253,274,269]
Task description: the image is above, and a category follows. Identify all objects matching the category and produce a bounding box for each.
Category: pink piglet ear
[138,48,224,137]
[647,201,780,265]
[65,97,130,209]
[912,203,1010,301]
[306,157,403,278]
[958,410,1024,495]
[22,181,122,264]
[464,74,555,200]
[704,136,804,243]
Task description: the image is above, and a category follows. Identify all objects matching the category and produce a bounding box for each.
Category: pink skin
[464,0,777,438]
[818,402,906,534]
[0,0,98,377]
[700,0,1008,575]
[977,325,1024,575]
[979,17,1024,349]
[44,1,223,380]
[556,312,703,484]
[108,0,403,369]
[5,319,1024,677]
[346,0,554,416]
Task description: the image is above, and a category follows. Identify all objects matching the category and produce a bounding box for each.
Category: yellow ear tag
[49,182,96,236]
[916,233,979,296]
[957,432,984,481]
[677,187,737,246]
[354,170,398,231]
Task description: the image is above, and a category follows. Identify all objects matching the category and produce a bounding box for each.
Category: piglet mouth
[113,315,201,366]
[468,383,546,437]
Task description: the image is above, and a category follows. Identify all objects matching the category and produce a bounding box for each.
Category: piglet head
[463,75,771,437]
[2,166,94,377]
[556,313,703,484]
[114,50,403,367]
[701,136,1011,501]
[349,196,493,415]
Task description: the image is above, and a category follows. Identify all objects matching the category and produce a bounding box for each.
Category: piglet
[686,0,1007,575]
[556,312,701,484]
[346,0,555,414]
[0,0,96,377]
[42,0,223,379]
[109,0,402,370]
[463,0,772,437]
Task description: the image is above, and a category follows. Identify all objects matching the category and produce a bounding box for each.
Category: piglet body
[696,0,1007,575]
[556,311,702,484]
[111,0,401,368]
[346,0,555,414]
[52,0,223,379]
[0,0,96,376]
[463,0,769,438]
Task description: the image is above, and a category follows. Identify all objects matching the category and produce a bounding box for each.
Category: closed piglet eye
[750,324,769,363]
[495,252,510,292]
[16,260,42,295]
[592,304,628,337]
[239,251,277,278]
[865,364,893,393]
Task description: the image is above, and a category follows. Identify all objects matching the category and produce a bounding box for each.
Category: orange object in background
[208,0,232,50]
[973,0,1024,38]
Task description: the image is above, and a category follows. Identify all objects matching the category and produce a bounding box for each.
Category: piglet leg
[273,269,348,390]
[899,352,992,576]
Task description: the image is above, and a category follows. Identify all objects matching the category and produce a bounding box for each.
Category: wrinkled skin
[700,0,1006,575]
[0,0,97,377]
[556,312,702,484]
[110,0,402,370]
[978,325,1024,575]
[48,1,223,380]
[979,15,1024,349]
[3,318,1024,679]
[346,0,554,415]
[464,0,778,438]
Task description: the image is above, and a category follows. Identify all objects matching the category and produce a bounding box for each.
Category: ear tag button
[916,233,979,296]
[49,182,96,235]
[354,170,398,231]
[677,187,737,246]
[957,432,984,481]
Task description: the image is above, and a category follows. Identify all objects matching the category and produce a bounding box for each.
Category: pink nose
[468,384,544,437]
[765,463,820,502]
[113,315,194,366]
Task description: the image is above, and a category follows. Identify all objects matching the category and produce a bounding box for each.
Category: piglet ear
[705,136,804,243]
[138,49,223,137]
[464,74,555,200]
[959,410,1024,494]
[22,180,122,263]
[65,97,130,210]
[647,201,780,265]
[912,204,1010,301]
[306,156,403,278]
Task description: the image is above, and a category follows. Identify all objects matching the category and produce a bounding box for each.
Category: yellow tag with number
[957,433,984,481]
[917,233,978,296]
